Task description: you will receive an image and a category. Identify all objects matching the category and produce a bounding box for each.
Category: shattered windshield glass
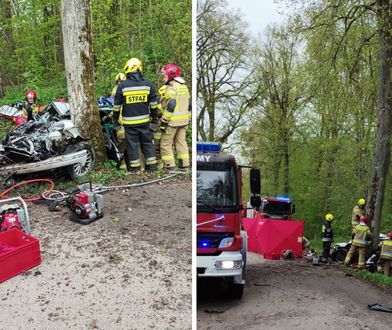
[197,169,237,208]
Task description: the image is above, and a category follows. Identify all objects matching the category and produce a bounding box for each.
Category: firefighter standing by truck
[111,73,127,170]
[352,198,366,231]
[321,213,334,263]
[345,215,371,269]
[159,64,191,170]
[377,232,392,276]
[113,58,159,172]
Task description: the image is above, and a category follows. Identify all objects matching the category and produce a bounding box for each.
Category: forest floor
[0,176,192,330]
[197,252,392,330]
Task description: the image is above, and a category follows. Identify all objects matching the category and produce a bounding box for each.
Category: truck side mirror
[250,195,261,208]
[250,168,261,195]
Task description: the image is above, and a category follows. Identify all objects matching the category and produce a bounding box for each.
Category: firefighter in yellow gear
[377,232,392,276]
[111,73,127,169]
[149,86,167,163]
[159,64,191,169]
[111,73,126,98]
[351,198,366,231]
[344,215,371,269]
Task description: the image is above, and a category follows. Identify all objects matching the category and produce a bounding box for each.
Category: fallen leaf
[111,216,120,222]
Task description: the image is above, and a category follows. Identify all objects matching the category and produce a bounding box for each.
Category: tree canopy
[197,0,392,240]
[0,0,192,103]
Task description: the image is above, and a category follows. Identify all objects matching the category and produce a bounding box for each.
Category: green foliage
[0,118,15,139]
[234,1,389,241]
[0,0,191,101]
[343,266,392,289]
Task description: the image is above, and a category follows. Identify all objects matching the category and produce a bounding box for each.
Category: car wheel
[67,142,95,179]
[335,249,348,263]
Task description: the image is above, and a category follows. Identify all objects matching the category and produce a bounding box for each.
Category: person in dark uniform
[113,58,159,172]
[321,213,334,263]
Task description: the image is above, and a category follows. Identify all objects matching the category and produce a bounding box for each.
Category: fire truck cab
[196,142,261,298]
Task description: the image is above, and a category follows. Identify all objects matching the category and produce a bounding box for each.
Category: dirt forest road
[198,253,392,330]
[0,178,191,330]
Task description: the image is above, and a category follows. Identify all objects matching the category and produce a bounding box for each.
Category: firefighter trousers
[124,124,156,171]
[152,131,161,162]
[321,241,331,261]
[160,125,189,168]
[377,258,391,276]
[344,245,366,268]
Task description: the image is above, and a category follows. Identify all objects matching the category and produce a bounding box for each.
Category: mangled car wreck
[0,102,95,179]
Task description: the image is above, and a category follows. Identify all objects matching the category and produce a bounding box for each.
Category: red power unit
[0,228,41,283]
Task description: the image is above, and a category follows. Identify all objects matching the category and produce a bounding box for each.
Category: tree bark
[61,0,105,163]
[366,0,392,250]
[1,0,14,88]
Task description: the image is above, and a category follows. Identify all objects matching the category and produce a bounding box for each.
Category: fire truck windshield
[197,169,238,209]
[261,200,291,215]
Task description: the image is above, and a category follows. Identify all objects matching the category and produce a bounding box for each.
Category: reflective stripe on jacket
[322,221,333,242]
[352,223,370,247]
[113,72,158,126]
[380,240,392,260]
[161,78,190,127]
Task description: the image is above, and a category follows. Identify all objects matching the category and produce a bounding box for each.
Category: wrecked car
[0,102,95,179]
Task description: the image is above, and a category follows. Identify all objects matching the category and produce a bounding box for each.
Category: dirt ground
[198,252,392,330]
[0,177,192,330]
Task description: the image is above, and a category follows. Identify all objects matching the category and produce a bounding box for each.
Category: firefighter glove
[150,118,160,132]
[160,122,168,133]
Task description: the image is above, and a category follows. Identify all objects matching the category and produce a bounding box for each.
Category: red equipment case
[0,228,41,283]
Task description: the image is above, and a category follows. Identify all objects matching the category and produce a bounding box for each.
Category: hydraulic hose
[0,178,55,202]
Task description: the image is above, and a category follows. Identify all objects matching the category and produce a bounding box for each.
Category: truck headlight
[218,237,234,248]
[215,260,242,270]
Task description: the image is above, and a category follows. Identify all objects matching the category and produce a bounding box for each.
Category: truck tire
[228,280,244,299]
[67,142,95,179]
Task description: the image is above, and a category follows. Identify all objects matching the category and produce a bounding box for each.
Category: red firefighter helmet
[387,232,392,239]
[161,64,181,82]
[25,90,37,101]
[360,215,369,223]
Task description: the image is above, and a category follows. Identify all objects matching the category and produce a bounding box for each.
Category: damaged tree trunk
[60,0,105,163]
[366,0,392,251]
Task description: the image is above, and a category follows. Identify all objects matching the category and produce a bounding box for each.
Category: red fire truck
[196,142,261,298]
[254,196,295,220]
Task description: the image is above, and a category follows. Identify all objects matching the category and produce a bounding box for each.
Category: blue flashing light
[200,241,209,248]
[276,194,292,202]
[197,142,221,153]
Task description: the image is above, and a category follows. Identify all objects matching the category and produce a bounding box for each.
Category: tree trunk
[208,102,215,141]
[282,131,290,194]
[0,73,5,98]
[61,0,106,163]
[1,0,14,88]
[366,0,392,250]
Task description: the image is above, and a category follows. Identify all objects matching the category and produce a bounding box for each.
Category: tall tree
[61,0,105,162]
[367,0,392,249]
[197,0,255,143]
[0,0,14,96]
